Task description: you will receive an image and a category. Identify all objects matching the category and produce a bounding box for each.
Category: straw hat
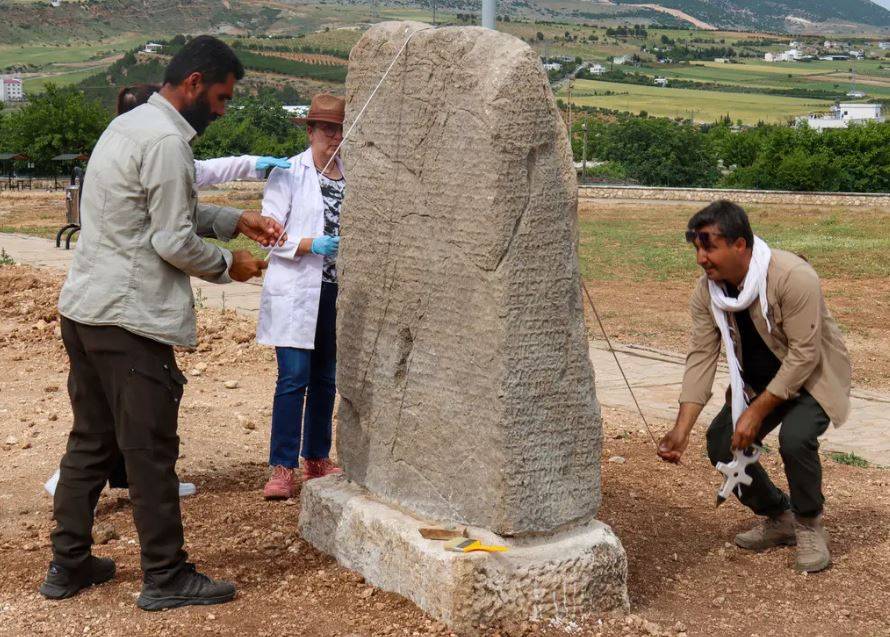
[294,93,345,125]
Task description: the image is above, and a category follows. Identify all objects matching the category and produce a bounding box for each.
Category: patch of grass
[577,203,890,283]
[0,248,15,266]
[829,451,869,468]
[0,226,57,240]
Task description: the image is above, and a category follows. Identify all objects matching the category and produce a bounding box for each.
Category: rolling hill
[610,0,890,32]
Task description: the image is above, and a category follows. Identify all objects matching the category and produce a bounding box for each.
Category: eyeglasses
[685,230,725,250]
[312,122,343,138]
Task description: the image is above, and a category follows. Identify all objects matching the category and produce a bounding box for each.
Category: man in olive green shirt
[42,37,284,610]
[658,200,851,574]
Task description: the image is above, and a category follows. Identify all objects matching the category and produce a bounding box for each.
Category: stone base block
[299,476,628,632]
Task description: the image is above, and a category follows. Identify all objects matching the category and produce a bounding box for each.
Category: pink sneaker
[302,458,343,481]
[263,466,296,500]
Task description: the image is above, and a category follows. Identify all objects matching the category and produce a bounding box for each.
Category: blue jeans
[269,282,337,467]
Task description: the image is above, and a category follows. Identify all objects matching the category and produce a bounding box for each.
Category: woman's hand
[310,236,340,257]
[255,157,291,171]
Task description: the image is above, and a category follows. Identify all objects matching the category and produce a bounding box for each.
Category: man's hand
[658,426,690,463]
[236,212,286,247]
[229,250,268,282]
[731,390,783,450]
[658,402,703,463]
[732,407,764,450]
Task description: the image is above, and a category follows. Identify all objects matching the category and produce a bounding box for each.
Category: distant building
[50,0,61,6]
[800,103,884,131]
[542,62,562,72]
[819,54,849,61]
[849,50,864,59]
[142,43,164,54]
[283,105,310,118]
[0,76,24,102]
[846,90,867,99]
[880,42,890,50]
[588,63,606,76]
[765,49,802,62]
[653,77,668,87]
[612,55,631,66]
[713,57,729,64]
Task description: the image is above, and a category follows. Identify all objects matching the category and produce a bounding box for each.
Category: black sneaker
[39,556,116,600]
[137,563,236,611]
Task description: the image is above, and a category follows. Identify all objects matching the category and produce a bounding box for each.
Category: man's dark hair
[163,35,244,86]
[687,200,754,249]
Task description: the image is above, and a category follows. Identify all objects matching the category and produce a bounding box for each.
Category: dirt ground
[1,265,888,637]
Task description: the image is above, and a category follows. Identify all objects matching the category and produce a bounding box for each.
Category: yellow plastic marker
[444,538,508,553]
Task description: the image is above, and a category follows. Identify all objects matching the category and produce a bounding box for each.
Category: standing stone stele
[299,21,628,632]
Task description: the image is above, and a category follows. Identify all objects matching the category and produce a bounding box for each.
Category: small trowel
[443,537,508,553]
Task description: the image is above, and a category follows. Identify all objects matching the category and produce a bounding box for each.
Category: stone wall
[579,185,890,207]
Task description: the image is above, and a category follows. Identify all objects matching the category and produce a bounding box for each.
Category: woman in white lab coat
[257,94,346,500]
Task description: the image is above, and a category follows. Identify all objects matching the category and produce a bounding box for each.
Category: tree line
[2,84,887,193]
[0,86,308,174]
[570,113,890,192]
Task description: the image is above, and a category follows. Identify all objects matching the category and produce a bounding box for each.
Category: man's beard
[180,91,218,135]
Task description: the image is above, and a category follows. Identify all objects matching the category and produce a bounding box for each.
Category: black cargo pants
[51,317,188,586]
[706,391,831,518]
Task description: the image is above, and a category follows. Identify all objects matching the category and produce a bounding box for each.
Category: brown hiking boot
[734,510,796,550]
[793,514,831,573]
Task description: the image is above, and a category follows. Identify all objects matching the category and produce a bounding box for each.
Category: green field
[0,34,144,70]
[21,68,102,94]
[622,59,890,101]
[567,79,834,123]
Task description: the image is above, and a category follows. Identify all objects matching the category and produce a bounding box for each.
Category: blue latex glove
[255,156,291,171]
[311,235,340,257]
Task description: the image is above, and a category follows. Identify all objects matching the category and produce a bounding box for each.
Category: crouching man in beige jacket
[657,200,851,573]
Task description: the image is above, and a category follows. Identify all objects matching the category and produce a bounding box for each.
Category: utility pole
[567,79,574,131]
[581,121,588,183]
[482,0,496,30]
[432,0,437,26]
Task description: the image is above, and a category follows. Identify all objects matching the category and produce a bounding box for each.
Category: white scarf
[708,236,773,427]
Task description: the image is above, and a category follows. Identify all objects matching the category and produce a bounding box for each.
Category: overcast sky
[872,0,890,10]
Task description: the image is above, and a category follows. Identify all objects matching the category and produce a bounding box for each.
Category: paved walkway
[2,232,887,467]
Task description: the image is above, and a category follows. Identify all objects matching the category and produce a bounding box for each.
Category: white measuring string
[266,26,434,256]
[319,25,435,177]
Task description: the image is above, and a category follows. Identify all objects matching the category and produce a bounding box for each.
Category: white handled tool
[715,445,761,508]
